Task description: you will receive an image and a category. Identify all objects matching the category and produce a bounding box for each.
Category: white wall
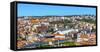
[0,0,99,52]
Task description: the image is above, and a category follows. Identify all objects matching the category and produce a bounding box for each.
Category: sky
[18,3,96,17]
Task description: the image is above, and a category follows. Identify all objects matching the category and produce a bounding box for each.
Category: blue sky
[18,3,96,17]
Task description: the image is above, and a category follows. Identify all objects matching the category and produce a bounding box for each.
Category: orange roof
[54,38,65,40]
[53,34,64,36]
[80,34,88,38]
[31,19,40,24]
[90,34,96,38]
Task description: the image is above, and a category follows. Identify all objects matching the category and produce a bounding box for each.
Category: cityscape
[17,15,96,49]
[17,3,96,49]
